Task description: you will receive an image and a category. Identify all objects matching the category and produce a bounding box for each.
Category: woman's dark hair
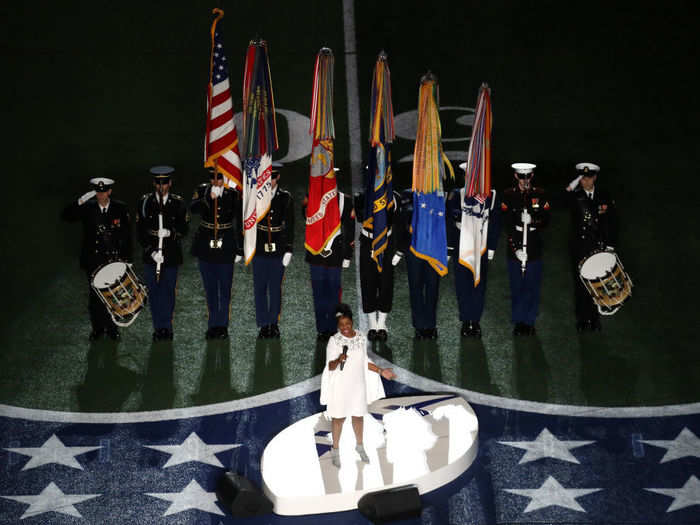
[334,303,353,321]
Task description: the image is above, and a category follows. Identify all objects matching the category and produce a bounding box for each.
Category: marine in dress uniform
[61,178,132,341]
[396,188,441,340]
[190,169,243,339]
[253,163,294,339]
[304,183,355,340]
[446,163,501,337]
[567,162,618,331]
[354,189,401,341]
[136,166,189,341]
[501,163,550,335]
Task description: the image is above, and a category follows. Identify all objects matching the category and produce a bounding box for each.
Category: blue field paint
[1,381,699,524]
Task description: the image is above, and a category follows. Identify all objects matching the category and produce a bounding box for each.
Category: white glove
[515,249,527,263]
[391,254,401,266]
[282,252,292,267]
[342,259,351,269]
[447,255,451,263]
[210,186,224,198]
[78,190,96,205]
[488,249,495,260]
[521,210,532,225]
[157,228,171,239]
[566,175,582,192]
[234,255,242,263]
[605,245,615,252]
[151,251,164,264]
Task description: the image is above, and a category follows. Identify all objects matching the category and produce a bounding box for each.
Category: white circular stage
[261,394,479,516]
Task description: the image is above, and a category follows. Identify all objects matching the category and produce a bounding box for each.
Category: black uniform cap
[150,165,174,183]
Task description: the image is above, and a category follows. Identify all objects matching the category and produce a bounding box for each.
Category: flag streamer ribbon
[410,73,451,276]
[241,39,278,264]
[305,48,341,255]
[365,52,395,272]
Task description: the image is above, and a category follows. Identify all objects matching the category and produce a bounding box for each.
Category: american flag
[204,8,242,190]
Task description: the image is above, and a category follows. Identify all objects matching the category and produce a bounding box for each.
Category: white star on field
[4,434,101,471]
[145,431,240,468]
[498,428,595,464]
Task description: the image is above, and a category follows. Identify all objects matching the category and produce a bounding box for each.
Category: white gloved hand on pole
[515,249,527,263]
[234,255,242,263]
[521,210,532,225]
[211,186,223,199]
[78,191,96,205]
[391,254,401,266]
[151,251,164,264]
[282,252,292,267]
[342,259,350,269]
[488,249,495,260]
[157,228,171,239]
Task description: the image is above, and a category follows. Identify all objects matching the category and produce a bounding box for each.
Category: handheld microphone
[339,345,348,371]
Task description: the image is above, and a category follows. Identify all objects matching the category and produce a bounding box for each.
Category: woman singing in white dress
[320,303,396,468]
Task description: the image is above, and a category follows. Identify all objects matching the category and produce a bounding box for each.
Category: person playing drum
[62,178,133,341]
[566,162,618,331]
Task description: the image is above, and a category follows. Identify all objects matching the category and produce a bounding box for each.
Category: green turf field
[1,1,698,412]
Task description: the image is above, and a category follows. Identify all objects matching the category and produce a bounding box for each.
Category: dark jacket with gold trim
[255,187,294,257]
[189,183,242,263]
[501,185,550,261]
[62,199,132,273]
[136,192,189,266]
[569,186,617,259]
[353,190,401,257]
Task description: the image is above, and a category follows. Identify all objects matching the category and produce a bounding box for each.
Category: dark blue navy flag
[1,375,699,524]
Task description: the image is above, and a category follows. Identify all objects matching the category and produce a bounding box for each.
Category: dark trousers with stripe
[309,264,342,333]
[144,264,179,331]
[253,255,285,327]
[406,252,440,330]
[197,259,233,329]
[454,255,489,322]
[87,275,117,333]
[507,258,543,325]
[359,238,394,313]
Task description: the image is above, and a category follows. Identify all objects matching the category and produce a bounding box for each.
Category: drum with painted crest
[578,249,632,315]
[91,262,148,327]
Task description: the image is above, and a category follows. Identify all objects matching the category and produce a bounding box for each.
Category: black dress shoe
[591,318,602,331]
[513,323,524,336]
[525,324,536,336]
[376,329,388,341]
[89,329,104,341]
[106,328,120,341]
[216,327,229,339]
[460,321,469,337]
[426,328,438,339]
[269,324,280,338]
[367,329,377,341]
[414,329,424,340]
[258,325,270,339]
[161,328,173,341]
[206,327,215,340]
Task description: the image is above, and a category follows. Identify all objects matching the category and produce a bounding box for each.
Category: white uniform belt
[515,225,536,232]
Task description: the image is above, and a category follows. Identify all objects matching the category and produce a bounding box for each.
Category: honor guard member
[395,188,440,339]
[253,162,294,339]
[354,186,402,341]
[566,162,618,331]
[502,163,550,335]
[446,162,501,337]
[62,178,132,340]
[136,166,189,341]
[304,175,355,340]
[190,168,243,339]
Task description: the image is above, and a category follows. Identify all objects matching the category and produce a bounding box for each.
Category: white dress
[320,331,385,418]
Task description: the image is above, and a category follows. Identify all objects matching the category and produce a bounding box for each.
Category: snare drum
[91,262,148,327]
[578,250,633,315]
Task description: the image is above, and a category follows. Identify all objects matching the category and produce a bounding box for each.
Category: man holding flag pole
[354,51,401,342]
[403,71,453,340]
[304,48,355,340]
[447,84,500,338]
[197,7,244,340]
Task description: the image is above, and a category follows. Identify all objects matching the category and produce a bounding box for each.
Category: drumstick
[521,219,528,275]
[157,212,163,282]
